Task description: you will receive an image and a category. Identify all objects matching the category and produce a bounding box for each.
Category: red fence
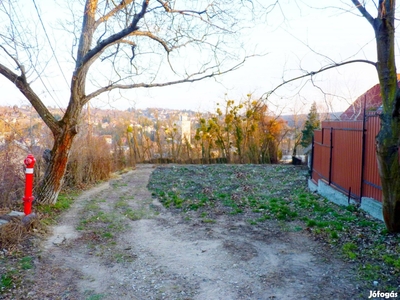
[311,113,382,202]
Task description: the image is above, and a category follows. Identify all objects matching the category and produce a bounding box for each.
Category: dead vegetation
[0,213,40,249]
[0,132,118,298]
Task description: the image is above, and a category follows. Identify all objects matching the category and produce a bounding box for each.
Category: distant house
[340,84,382,120]
[340,75,400,121]
[177,114,191,144]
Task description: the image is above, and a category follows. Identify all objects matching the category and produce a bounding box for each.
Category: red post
[23,154,36,215]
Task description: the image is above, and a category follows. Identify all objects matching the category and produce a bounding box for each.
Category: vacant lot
[1,164,398,299]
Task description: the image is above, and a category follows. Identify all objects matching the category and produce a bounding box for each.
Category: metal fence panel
[363,114,382,201]
[311,114,383,203]
[312,130,330,183]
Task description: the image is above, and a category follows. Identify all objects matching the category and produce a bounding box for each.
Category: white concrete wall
[308,179,383,222]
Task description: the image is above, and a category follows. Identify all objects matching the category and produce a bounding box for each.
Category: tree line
[0,100,319,213]
[123,97,294,165]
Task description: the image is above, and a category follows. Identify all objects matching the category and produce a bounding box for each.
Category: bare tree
[0,0,253,204]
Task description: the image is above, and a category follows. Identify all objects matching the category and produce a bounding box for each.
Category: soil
[15,165,368,299]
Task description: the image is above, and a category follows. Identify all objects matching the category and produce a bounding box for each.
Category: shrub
[63,134,112,188]
[0,141,26,209]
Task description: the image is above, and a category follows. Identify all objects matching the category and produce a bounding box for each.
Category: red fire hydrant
[23,154,36,215]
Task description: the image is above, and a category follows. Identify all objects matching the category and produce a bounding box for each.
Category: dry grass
[0,219,28,249]
[64,134,113,188]
[0,213,40,249]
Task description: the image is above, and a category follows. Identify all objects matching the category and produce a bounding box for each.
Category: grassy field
[148,164,400,291]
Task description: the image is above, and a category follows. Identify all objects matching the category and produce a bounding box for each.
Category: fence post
[310,135,314,178]
[359,98,367,203]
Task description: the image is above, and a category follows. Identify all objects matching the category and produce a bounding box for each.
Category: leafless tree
[0,0,254,204]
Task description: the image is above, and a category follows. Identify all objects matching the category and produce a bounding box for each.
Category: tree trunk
[373,3,400,232]
[36,127,77,205]
[376,112,400,232]
[349,0,400,232]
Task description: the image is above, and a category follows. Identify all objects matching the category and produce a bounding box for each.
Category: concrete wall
[308,179,383,222]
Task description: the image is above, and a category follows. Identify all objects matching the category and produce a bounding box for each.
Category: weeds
[148,164,400,291]
[113,195,152,221]
[342,242,358,260]
[382,255,400,270]
[0,190,80,298]
[84,292,105,300]
[38,193,77,225]
[124,208,146,221]
[114,253,129,263]
[19,256,34,270]
[0,272,14,291]
[202,218,216,223]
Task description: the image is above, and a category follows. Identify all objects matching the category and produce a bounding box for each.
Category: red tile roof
[340,84,381,120]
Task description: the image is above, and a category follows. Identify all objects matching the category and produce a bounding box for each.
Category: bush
[0,141,26,209]
[63,134,112,188]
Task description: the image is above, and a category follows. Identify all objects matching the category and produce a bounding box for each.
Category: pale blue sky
[0,1,391,115]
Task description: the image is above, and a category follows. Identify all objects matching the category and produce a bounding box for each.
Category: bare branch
[153,0,234,34]
[351,0,375,26]
[155,0,207,15]
[262,59,377,100]
[77,0,148,72]
[131,31,171,52]
[83,56,251,104]
[100,43,121,62]
[0,61,59,135]
[95,0,135,28]
[0,45,25,74]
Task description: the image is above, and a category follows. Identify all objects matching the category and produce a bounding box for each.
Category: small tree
[259,114,287,164]
[195,117,214,164]
[301,102,320,148]
[214,100,239,163]
[164,123,180,163]
[126,125,136,168]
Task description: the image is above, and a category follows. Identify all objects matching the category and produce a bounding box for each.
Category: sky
[0,0,392,116]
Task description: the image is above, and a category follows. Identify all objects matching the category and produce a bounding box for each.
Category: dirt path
[26,165,365,300]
